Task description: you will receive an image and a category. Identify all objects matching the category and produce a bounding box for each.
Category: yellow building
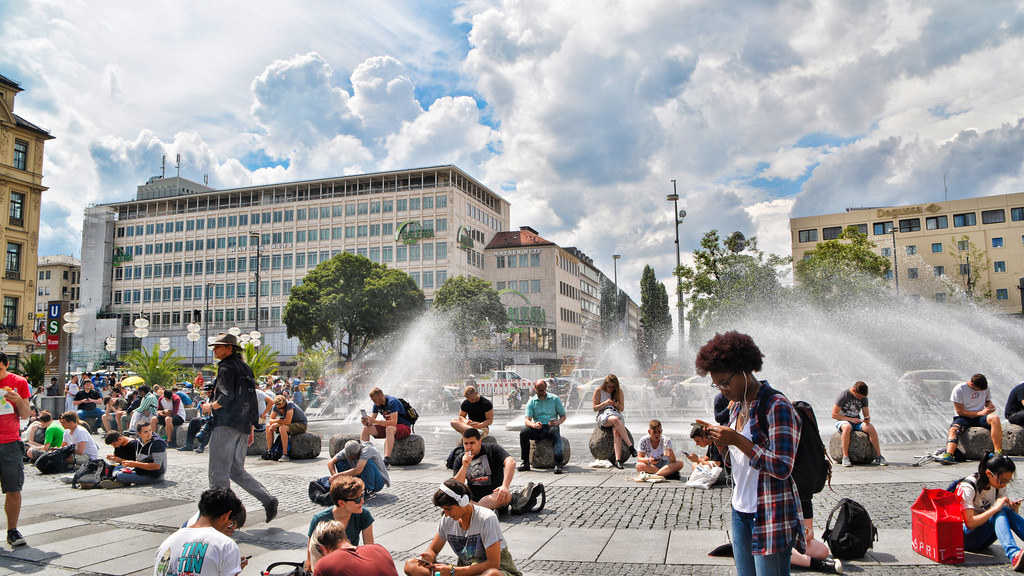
[0,74,53,362]
[791,193,1024,313]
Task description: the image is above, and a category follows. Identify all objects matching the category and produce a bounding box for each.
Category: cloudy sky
[4,0,1024,307]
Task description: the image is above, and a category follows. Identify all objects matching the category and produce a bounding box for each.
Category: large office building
[35,254,80,318]
[791,192,1024,313]
[0,74,53,364]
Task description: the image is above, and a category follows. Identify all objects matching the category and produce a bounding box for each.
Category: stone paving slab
[502,524,561,560]
[598,527,671,563]
[666,529,732,565]
[532,528,615,562]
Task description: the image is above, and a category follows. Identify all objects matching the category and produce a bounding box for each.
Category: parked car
[897,369,966,403]
[656,374,688,397]
[672,375,712,408]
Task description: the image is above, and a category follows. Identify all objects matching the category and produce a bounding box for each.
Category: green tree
[676,230,791,344]
[433,275,508,370]
[295,347,339,382]
[948,234,992,301]
[242,343,279,380]
[600,278,627,339]
[283,252,425,363]
[794,225,892,306]
[639,265,672,365]
[21,353,44,390]
[123,345,189,390]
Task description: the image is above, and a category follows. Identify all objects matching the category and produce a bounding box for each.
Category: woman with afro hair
[696,331,804,576]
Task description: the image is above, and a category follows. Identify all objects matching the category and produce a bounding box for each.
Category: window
[532,279,541,293]
[957,240,970,251]
[357,225,367,237]
[4,243,20,276]
[12,140,27,171]
[382,200,393,213]
[382,247,393,262]
[436,218,447,231]
[383,223,394,236]
[436,195,447,208]
[345,204,355,217]
[906,245,917,255]
[370,224,380,236]
[369,247,380,262]
[855,223,868,235]
[935,293,947,303]
[396,246,407,261]
[884,270,893,280]
[907,268,918,279]
[798,229,818,243]
[953,212,977,227]
[436,242,447,259]
[410,198,420,210]
[997,289,1009,300]
[873,222,893,235]
[1013,208,1024,222]
[397,199,408,211]
[932,242,943,253]
[993,237,1004,248]
[344,226,355,238]
[9,192,24,225]
[899,218,921,232]
[982,209,1006,224]
[531,253,541,266]
[358,202,368,215]
[880,247,891,257]
[409,245,420,261]
[370,202,380,214]
[960,263,971,275]
[995,261,1006,273]
[2,297,17,327]
[422,244,433,260]
[934,266,944,277]
[822,226,842,240]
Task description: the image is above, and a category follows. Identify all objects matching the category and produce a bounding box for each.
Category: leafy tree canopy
[433,275,508,357]
[639,265,672,365]
[677,230,791,343]
[947,234,992,301]
[283,253,425,363]
[794,225,892,306]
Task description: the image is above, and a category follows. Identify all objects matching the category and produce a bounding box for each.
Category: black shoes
[517,463,531,472]
[613,461,624,469]
[264,497,279,523]
[383,456,392,469]
[6,529,25,547]
[629,445,638,458]
[177,445,193,452]
[554,463,563,474]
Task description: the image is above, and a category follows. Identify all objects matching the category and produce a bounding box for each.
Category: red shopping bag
[911,487,964,563]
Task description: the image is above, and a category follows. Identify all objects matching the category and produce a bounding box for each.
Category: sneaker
[279,455,290,462]
[6,529,25,547]
[821,557,843,574]
[99,479,125,489]
[937,452,956,465]
[996,449,1006,456]
[1013,549,1024,572]
[383,456,391,469]
[842,456,852,467]
[264,497,279,523]
[60,475,73,484]
[177,445,193,452]
[364,490,377,500]
[875,455,888,467]
[554,463,563,475]
[517,463,531,472]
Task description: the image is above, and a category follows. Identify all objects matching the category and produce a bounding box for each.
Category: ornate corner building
[0,74,53,364]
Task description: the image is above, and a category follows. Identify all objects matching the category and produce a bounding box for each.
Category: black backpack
[398,397,419,427]
[72,458,115,489]
[308,476,333,507]
[35,445,76,474]
[757,389,831,497]
[821,498,877,559]
[510,482,545,514]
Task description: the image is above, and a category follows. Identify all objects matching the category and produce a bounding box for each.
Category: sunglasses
[340,494,364,503]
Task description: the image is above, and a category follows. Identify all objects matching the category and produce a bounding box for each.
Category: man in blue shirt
[359,387,411,468]
[518,379,567,474]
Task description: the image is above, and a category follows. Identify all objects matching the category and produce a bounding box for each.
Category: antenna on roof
[161,155,166,178]
[204,174,208,185]
[943,171,949,204]
[176,154,181,178]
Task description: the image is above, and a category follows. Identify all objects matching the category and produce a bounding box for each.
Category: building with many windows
[0,74,53,363]
[790,192,1024,313]
[76,166,509,368]
[35,255,80,315]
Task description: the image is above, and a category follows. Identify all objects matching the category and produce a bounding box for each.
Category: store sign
[876,203,942,218]
[494,248,542,256]
[499,289,547,327]
[112,247,133,266]
[395,221,434,245]
[457,226,474,250]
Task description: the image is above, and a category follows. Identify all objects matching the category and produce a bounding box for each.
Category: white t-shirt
[951,382,990,415]
[159,396,187,420]
[729,418,757,514]
[436,505,507,566]
[638,435,673,464]
[956,474,1005,512]
[154,526,241,576]
[64,426,99,459]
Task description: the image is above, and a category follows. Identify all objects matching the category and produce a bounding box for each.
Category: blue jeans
[113,467,163,485]
[732,508,795,576]
[335,458,386,493]
[78,407,105,421]
[964,508,1024,561]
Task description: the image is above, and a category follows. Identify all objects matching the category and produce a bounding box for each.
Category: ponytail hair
[977,452,1016,491]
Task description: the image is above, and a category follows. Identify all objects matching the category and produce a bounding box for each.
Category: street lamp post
[186,313,201,367]
[889,226,899,295]
[204,282,215,365]
[612,254,621,324]
[249,232,262,334]
[667,180,686,362]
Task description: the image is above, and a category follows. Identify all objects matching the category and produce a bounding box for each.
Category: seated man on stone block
[1005,381,1024,426]
[329,440,390,496]
[72,379,104,426]
[635,419,685,479]
[449,385,494,438]
[938,373,1002,464]
[454,428,515,510]
[360,387,411,468]
[152,388,186,448]
[517,379,566,474]
[831,381,886,467]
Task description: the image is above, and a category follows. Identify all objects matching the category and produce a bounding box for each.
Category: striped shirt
[729,382,804,555]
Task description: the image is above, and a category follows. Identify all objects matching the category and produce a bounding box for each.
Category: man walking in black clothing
[204,333,279,522]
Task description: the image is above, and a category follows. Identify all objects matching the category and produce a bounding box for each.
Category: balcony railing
[4,270,20,281]
[8,216,23,228]
[0,325,22,339]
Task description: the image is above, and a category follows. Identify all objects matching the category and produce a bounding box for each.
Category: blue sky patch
[239,149,289,171]
[795,132,858,149]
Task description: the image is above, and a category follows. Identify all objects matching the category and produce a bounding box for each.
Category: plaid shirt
[730,381,804,555]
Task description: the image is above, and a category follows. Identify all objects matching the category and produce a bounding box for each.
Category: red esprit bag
[911,487,964,563]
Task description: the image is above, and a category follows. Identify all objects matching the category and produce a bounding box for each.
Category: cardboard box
[911,487,964,564]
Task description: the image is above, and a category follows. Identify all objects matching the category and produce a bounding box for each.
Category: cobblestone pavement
[7,411,1018,575]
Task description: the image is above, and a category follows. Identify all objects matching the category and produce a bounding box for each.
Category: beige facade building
[791,192,1024,313]
[0,74,53,363]
[35,255,80,316]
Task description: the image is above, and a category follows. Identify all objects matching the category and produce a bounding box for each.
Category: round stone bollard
[959,427,996,460]
[247,428,269,456]
[391,434,425,466]
[185,407,199,421]
[828,430,876,464]
[287,432,322,460]
[1004,424,1024,456]
[329,433,363,458]
[589,426,635,462]
[529,437,572,469]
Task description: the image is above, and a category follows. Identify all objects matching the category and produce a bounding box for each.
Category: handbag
[911,487,963,563]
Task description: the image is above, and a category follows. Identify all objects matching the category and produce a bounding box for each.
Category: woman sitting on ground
[309,520,397,576]
[308,476,375,549]
[592,374,636,468]
[957,452,1024,570]
[404,478,522,576]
